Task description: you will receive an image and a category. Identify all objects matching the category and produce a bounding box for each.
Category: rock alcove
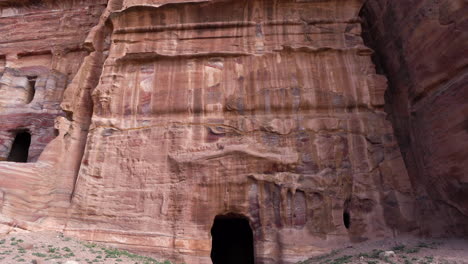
[7,131,31,163]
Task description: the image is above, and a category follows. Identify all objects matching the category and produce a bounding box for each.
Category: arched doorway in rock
[210,213,255,264]
[7,130,31,163]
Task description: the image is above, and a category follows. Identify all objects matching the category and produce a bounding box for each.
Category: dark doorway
[211,214,254,264]
[7,131,31,163]
[343,210,350,229]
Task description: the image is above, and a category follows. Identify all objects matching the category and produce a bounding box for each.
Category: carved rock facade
[0,0,465,264]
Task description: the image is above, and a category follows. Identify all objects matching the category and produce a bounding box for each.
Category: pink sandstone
[0,0,466,263]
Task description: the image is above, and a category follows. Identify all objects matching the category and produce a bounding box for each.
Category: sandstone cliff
[361,0,468,237]
[0,0,466,264]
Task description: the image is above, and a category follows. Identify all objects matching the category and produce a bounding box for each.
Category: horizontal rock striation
[0,0,107,230]
[0,0,465,263]
[63,0,415,263]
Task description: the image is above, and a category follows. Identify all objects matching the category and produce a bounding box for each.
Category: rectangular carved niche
[7,130,31,163]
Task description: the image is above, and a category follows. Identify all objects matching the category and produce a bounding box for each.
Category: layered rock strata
[361,0,468,237]
[0,0,107,227]
[0,0,107,162]
[1,0,462,263]
[66,0,414,263]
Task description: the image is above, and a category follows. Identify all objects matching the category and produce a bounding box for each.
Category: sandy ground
[0,229,172,264]
[1,228,468,264]
[300,237,468,264]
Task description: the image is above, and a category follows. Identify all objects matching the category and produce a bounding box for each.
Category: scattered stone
[379,250,396,259]
[64,261,80,264]
[21,242,34,249]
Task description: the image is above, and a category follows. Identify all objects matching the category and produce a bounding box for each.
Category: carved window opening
[211,214,255,264]
[7,131,31,163]
[26,76,37,104]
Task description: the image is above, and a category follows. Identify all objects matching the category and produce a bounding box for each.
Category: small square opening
[7,130,31,163]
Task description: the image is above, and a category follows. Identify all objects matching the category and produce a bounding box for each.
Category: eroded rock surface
[0,0,464,263]
[361,0,468,237]
[62,1,417,263]
[0,0,108,231]
[0,0,107,162]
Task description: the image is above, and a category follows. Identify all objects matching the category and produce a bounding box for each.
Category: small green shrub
[424,256,434,263]
[330,255,353,264]
[370,249,384,259]
[32,252,47,258]
[392,245,406,251]
[84,243,97,248]
[417,242,430,248]
[406,247,420,254]
[64,252,75,258]
[62,247,72,252]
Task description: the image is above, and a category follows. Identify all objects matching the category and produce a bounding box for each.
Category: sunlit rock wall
[0,0,427,263]
[62,1,414,263]
[0,0,107,162]
[0,0,107,226]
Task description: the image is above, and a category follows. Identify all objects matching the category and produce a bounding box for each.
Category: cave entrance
[210,214,255,264]
[7,131,31,163]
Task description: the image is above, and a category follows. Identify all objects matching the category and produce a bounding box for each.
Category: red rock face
[0,0,464,263]
[0,0,107,161]
[0,0,108,228]
[361,0,468,237]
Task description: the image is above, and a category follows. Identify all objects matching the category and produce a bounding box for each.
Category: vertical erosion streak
[359,1,468,237]
[358,3,413,235]
[68,27,112,201]
[358,3,412,164]
[58,0,123,203]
